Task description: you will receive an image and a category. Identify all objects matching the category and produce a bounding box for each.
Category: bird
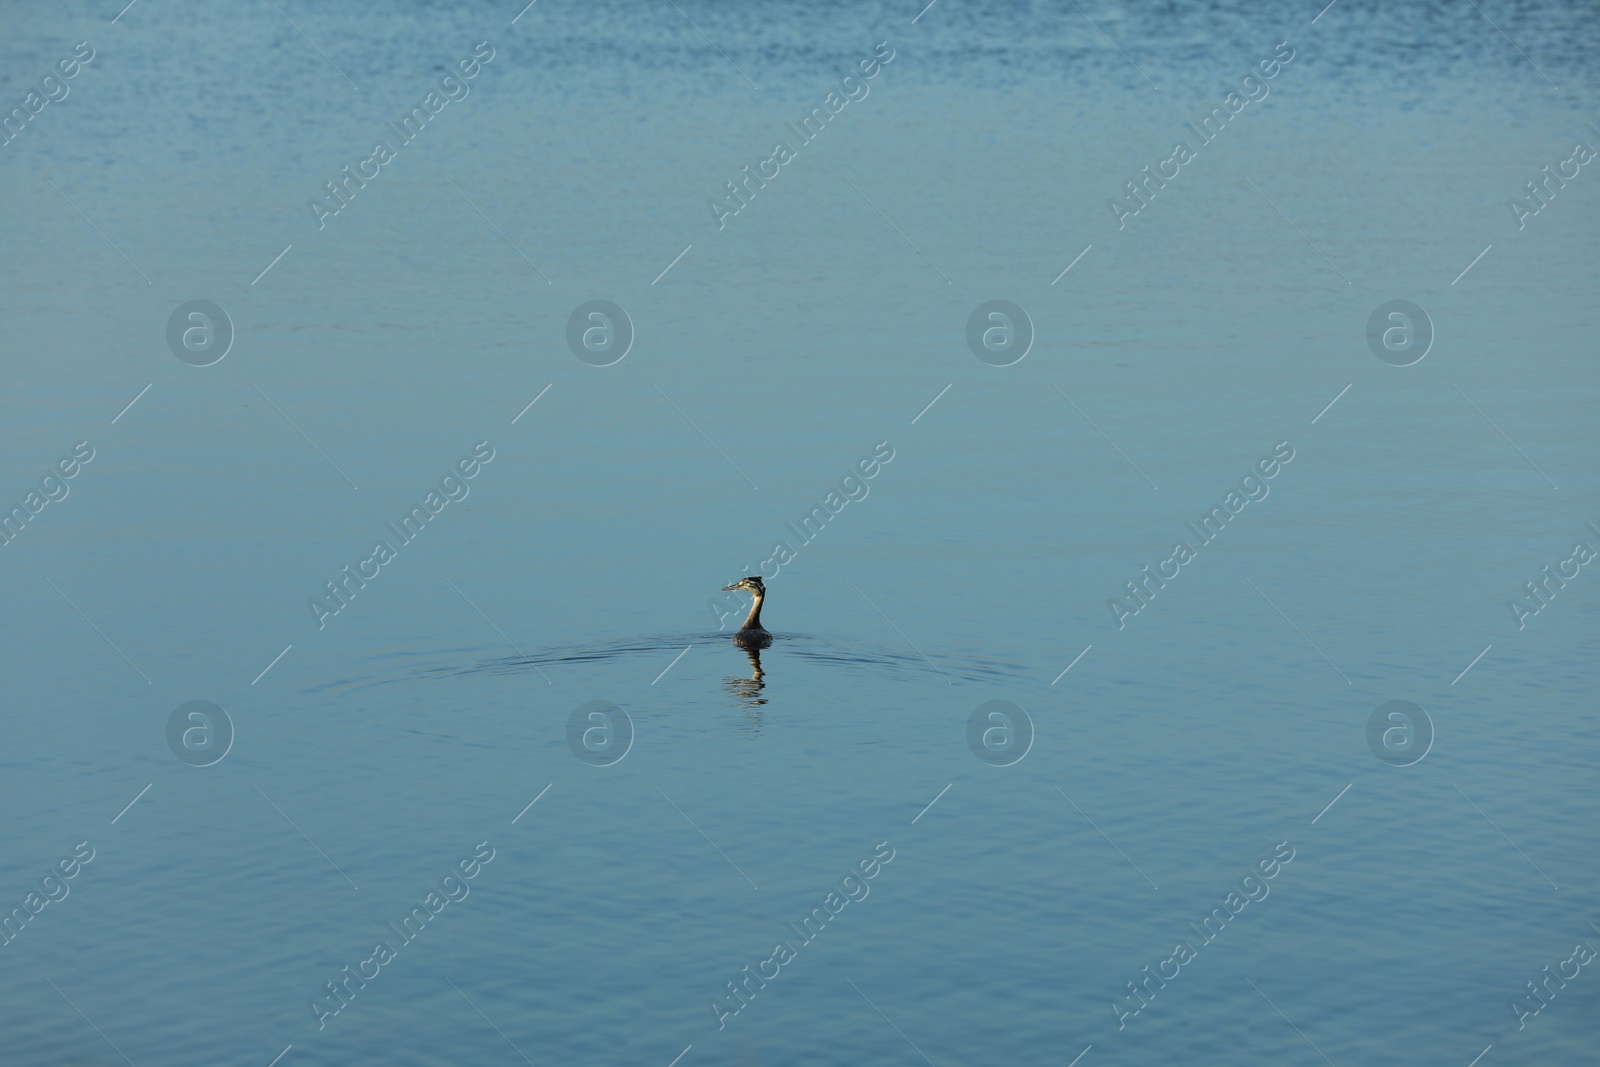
[721,576,773,649]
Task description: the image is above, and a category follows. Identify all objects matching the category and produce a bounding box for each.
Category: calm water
[1,1,1596,1064]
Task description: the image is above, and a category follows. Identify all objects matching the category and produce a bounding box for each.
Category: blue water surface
[0,1,1595,1064]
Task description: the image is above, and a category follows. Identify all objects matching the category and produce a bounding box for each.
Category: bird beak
[721,583,741,591]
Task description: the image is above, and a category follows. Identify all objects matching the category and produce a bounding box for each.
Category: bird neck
[741,592,765,631]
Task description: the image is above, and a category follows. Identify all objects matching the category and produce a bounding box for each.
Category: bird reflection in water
[723,646,767,707]
[720,576,773,712]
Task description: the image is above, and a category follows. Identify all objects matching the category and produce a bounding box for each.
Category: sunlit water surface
[1,1,1596,1064]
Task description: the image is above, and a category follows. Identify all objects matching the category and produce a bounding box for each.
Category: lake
[1,1,1595,1064]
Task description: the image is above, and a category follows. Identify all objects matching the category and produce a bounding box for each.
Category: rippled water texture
[1,1,1596,1064]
